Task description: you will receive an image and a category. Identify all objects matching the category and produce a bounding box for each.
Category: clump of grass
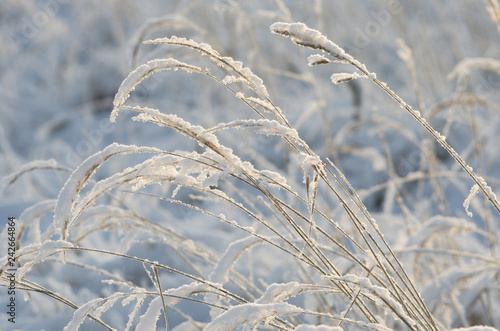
[2,4,500,330]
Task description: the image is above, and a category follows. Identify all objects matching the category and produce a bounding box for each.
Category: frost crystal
[209,236,261,284]
[111,59,201,122]
[135,296,163,331]
[464,184,480,217]
[64,298,104,331]
[147,36,270,98]
[295,326,343,331]
[0,159,65,196]
[330,72,362,84]
[205,302,303,330]
[53,143,161,239]
[270,22,350,61]
[307,54,330,66]
[34,240,74,264]
[256,282,308,304]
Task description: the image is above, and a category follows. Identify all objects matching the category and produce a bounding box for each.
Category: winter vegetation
[1,1,500,330]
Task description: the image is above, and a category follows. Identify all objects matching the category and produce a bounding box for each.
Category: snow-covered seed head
[270,22,351,62]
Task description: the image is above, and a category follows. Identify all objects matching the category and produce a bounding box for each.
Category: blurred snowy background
[1,0,500,330]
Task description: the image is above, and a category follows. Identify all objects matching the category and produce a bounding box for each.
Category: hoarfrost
[163,282,215,306]
[111,58,201,121]
[171,321,202,331]
[260,169,290,190]
[64,298,109,331]
[364,253,381,270]
[270,22,350,61]
[124,293,148,331]
[135,296,163,331]
[421,265,490,312]
[448,57,500,81]
[147,36,218,57]
[34,239,74,264]
[0,159,66,197]
[335,274,417,327]
[221,75,244,85]
[18,199,56,244]
[93,294,124,318]
[404,217,478,248]
[330,72,362,84]
[271,22,375,76]
[146,36,270,98]
[307,54,330,66]
[204,302,303,331]
[464,184,480,217]
[53,143,161,238]
[298,152,322,169]
[256,282,308,304]
[343,146,386,172]
[209,119,302,146]
[209,236,261,284]
[69,163,152,229]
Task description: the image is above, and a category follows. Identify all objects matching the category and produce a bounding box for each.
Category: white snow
[295,326,343,331]
[18,199,56,244]
[3,2,500,331]
[204,302,303,331]
[63,298,110,331]
[0,159,64,196]
[448,57,500,81]
[209,236,261,284]
[221,75,244,85]
[270,22,350,61]
[53,143,161,239]
[34,239,74,265]
[403,216,479,248]
[333,274,417,327]
[111,59,202,122]
[256,282,308,304]
[307,54,330,66]
[464,184,480,217]
[452,327,500,331]
[330,72,363,84]
[135,296,163,331]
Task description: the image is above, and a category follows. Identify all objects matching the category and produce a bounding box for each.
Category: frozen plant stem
[270,22,500,215]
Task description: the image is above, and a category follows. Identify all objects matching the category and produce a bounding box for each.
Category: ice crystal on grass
[205,302,303,331]
[111,59,202,121]
[136,296,163,331]
[307,54,330,66]
[271,22,373,77]
[0,159,68,197]
[53,143,161,239]
[464,184,480,217]
[146,36,270,99]
[330,72,363,85]
[271,22,350,61]
[4,3,500,331]
[295,326,343,331]
[64,298,112,331]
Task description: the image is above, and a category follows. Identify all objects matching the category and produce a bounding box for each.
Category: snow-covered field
[1,1,500,330]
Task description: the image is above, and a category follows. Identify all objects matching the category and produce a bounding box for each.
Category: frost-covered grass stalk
[2,4,500,331]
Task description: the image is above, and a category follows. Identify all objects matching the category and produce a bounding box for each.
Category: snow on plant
[271,22,500,215]
[1,3,500,331]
